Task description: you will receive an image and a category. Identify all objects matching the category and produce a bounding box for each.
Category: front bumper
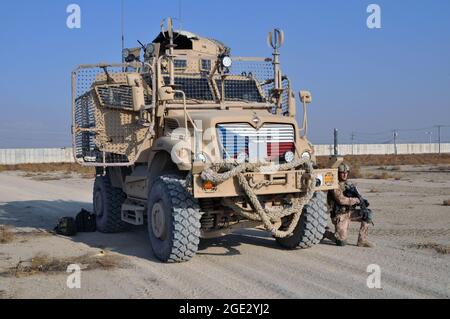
[193,168,339,199]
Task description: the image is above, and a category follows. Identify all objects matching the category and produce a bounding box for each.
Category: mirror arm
[299,90,312,137]
[301,100,308,137]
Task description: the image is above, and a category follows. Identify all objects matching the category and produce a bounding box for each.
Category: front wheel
[276,191,328,249]
[147,176,202,263]
[93,175,129,233]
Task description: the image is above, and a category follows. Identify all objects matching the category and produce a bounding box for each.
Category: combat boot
[335,239,347,246]
[357,240,375,248]
[322,227,336,241]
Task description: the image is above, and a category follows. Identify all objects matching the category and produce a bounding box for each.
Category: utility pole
[425,131,432,153]
[436,125,442,154]
[333,129,339,156]
[393,130,398,155]
[351,132,355,155]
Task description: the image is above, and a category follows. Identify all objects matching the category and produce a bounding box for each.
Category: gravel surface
[0,166,449,299]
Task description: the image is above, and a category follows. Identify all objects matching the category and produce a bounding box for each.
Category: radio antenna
[121,0,125,63]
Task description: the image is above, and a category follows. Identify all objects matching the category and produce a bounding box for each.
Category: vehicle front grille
[217,123,295,163]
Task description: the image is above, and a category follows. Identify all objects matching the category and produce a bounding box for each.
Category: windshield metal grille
[164,76,214,101]
[215,78,264,102]
[74,91,96,160]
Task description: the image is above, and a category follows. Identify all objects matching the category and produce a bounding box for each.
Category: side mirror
[126,74,145,112]
[299,90,312,137]
[158,86,175,102]
[287,89,296,117]
[300,90,312,104]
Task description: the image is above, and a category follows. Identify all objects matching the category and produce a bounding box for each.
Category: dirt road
[1,166,449,299]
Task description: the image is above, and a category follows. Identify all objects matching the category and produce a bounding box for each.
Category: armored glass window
[200,59,211,72]
[164,76,214,101]
[174,59,187,70]
[215,78,264,102]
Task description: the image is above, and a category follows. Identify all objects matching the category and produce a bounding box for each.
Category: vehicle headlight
[196,153,207,163]
[236,152,247,164]
[284,151,295,163]
[301,151,311,160]
[316,174,323,187]
[221,56,232,68]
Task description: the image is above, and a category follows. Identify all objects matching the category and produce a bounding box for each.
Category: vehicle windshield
[163,75,265,103]
[164,76,215,101]
[215,78,264,103]
[161,59,278,104]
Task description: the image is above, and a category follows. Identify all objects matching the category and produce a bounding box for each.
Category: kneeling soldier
[323,164,374,248]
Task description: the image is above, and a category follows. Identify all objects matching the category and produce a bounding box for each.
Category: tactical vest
[328,181,353,217]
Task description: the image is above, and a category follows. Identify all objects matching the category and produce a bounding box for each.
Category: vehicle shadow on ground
[0,199,161,262]
[0,200,92,229]
[74,227,294,262]
[198,229,278,257]
[0,200,328,262]
[72,227,160,261]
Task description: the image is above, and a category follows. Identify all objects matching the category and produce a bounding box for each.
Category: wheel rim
[151,201,167,240]
[94,190,104,217]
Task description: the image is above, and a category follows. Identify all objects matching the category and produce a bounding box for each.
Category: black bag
[75,209,96,232]
[54,217,77,236]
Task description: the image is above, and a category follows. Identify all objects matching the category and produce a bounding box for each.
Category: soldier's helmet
[338,163,351,173]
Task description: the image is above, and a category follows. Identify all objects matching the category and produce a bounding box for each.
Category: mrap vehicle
[71,18,340,262]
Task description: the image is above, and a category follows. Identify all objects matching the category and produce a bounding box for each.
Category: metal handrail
[172,89,203,157]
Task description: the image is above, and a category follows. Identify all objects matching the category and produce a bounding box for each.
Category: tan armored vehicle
[71,18,339,262]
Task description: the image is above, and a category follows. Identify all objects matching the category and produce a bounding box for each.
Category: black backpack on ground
[75,209,97,232]
[54,217,77,236]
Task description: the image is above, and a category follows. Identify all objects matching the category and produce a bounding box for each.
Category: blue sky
[0,0,449,147]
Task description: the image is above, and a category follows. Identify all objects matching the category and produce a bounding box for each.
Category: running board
[121,203,145,225]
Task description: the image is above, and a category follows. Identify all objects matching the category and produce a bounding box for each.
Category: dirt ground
[0,165,449,299]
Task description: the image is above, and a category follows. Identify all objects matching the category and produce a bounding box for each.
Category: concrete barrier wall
[0,144,449,164]
[0,148,74,165]
[314,143,450,156]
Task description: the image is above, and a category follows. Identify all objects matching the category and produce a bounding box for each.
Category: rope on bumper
[201,159,316,238]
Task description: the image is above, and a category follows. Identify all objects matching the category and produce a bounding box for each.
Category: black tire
[276,191,328,249]
[147,176,201,263]
[93,175,129,233]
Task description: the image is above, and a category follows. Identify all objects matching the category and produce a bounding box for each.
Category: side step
[121,203,145,225]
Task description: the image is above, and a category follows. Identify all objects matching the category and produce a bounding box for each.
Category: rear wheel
[276,191,328,249]
[147,176,202,263]
[93,175,129,233]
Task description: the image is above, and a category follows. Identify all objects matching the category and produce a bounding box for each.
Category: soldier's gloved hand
[363,199,370,207]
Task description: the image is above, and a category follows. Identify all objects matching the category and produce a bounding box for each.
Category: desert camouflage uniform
[324,181,369,244]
